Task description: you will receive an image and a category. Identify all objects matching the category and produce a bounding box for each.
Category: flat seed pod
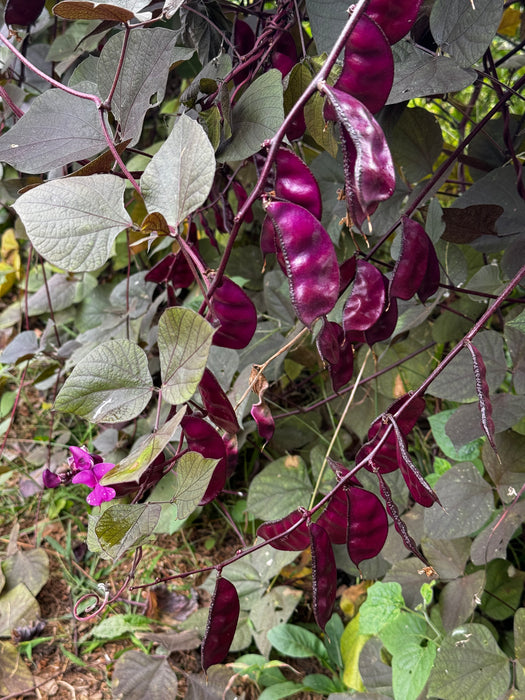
[334,14,393,114]
[310,522,337,631]
[466,340,498,453]
[208,277,257,349]
[390,217,430,301]
[347,486,388,566]
[199,368,240,435]
[316,489,348,545]
[369,394,426,439]
[201,576,240,671]
[343,260,385,332]
[365,295,398,346]
[265,201,339,327]
[257,510,310,551]
[417,237,441,302]
[358,434,399,474]
[365,0,423,44]
[6,0,46,25]
[274,148,323,220]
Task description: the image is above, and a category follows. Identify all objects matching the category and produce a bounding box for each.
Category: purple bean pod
[274,148,323,220]
[342,259,386,332]
[264,200,340,327]
[257,509,310,551]
[365,0,423,44]
[417,236,441,302]
[271,31,298,77]
[201,575,240,671]
[465,340,498,453]
[199,368,240,435]
[346,485,388,567]
[6,0,46,25]
[208,276,257,349]
[309,521,337,631]
[390,217,430,301]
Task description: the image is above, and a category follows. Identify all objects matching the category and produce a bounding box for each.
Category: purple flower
[72,461,116,507]
[41,446,116,508]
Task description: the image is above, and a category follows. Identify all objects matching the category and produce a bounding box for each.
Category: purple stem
[0,84,23,118]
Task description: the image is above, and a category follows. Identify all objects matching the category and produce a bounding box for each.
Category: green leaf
[112,650,178,700]
[483,431,525,504]
[97,29,183,145]
[249,586,302,657]
[427,330,506,402]
[55,339,153,423]
[259,682,305,700]
[304,0,349,54]
[0,642,34,696]
[389,107,443,182]
[95,503,161,560]
[359,582,405,636]
[304,92,338,159]
[267,624,330,666]
[0,583,40,637]
[1,549,49,597]
[217,70,284,162]
[424,462,494,539]
[515,608,525,668]
[246,455,312,521]
[471,501,525,565]
[445,395,525,449]
[90,613,152,639]
[508,310,525,334]
[0,90,106,173]
[428,409,482,461]
[141,114,215,227]
[158,451,218,520]
[14,174,132,272]
[428,624,510,700]
[341,614,369,691]
[158,307,215,404]
[438,571,485,632]
[430,0,503,67]
[101,407,186,485]
[303,674,339,694]
[388,41,476,104]
[481,559,525,621]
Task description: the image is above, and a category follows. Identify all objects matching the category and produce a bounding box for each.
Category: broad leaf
[1,549,49,597]
[428,624,510,700]
[54,0,152,21]
[55,339,153,423]
[0,583,40,637]
[246,455,312,521]
[388,41,475,104]
[482,431,525,504]
[112,650,178,700]
[159,451,218,520]
[217,70,284,162]
[0,90,106,173]
[470,502,525,565]
[158,307,215,405]
[101,407,186,485]
[141,114,215,227]
[438,571,485,632]
[249,587,302,657]
[97,29,183,145]
[389,107,443,182]
[359,582,405,635]
[445,394,525,449]
[0,642,34,696]
[430,0,503,68]
[14,174,132,272]
[424,462,494,539]
[341,614,369,692]
[267,624,330,667]
[95,503,161,560]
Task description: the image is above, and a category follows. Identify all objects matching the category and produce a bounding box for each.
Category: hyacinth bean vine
[0,0,524,690]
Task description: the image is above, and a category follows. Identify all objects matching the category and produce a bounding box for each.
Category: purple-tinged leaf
[334,14,393,114]
[324,86,395,229]
[374,468,430,566]
[201,576,239,671]
[265,201,340,327]
[310,522,337,631]
[387,416,440,508]
[417,237,441,302]
[5,0,45,25]
[208,277,257,349]
[181,416,227,505]
[390,217,430,301]
[347,486,388,567]
[199,369,240,435]
[257,510,310,551]
[365,0,423,44]
[339,256,357,295]
[465,340,498,453]
[274,148,323,220]
[271,31,297,77]
[342,260,385,332]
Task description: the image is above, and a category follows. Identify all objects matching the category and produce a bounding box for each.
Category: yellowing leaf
[340,580,373,618]
[498,7,521,37]
[341,613,370,692]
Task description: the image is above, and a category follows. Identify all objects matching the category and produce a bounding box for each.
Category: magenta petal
[86,484,116,507]
[72,470,97,488]
[42,469,61,489]
[93,462,116,480]
[69,446,93,470]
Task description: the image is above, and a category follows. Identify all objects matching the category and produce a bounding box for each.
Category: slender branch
[103,24,132,110]
[98,110,141,194]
